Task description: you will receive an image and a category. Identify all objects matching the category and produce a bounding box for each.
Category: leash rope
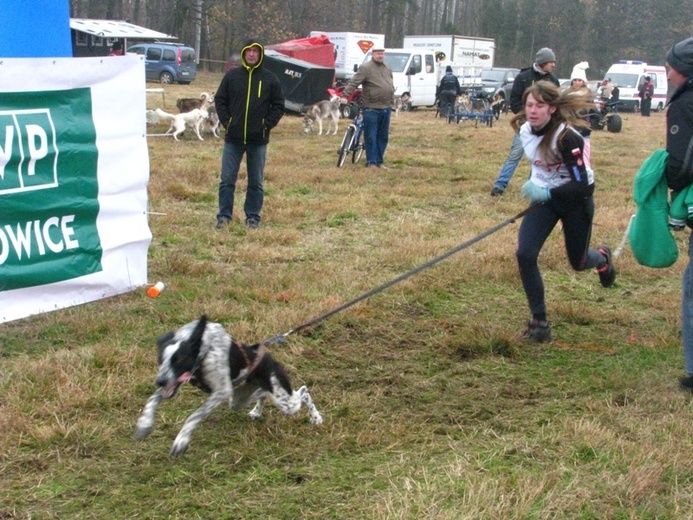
[260,205,538,346]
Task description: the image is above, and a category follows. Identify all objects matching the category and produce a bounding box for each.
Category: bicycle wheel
[337,125,355,167]
[352,127,364,164]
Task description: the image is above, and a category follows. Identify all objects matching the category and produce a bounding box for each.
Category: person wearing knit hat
[663,38,693,392]
[667,37,693,79]
[566,61,593,167]
[437,65,462,118]
[569,61,589,91]
[535,47,556,66]
[490,47,559,196]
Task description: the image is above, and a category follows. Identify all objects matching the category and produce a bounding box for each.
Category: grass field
[2,72,693,519]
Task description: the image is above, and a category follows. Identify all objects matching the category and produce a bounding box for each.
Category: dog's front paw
[170,439,189,456]
[135,426,153,440]
[248,409,262,420]
[310,412,324,425]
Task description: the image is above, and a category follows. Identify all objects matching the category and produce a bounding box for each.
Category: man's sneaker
[679,375,693,392]
[490,186,504,197]
[245,218,260,229]
[597,246,616,288]
[519,319,552,343]
[215,217,231,230]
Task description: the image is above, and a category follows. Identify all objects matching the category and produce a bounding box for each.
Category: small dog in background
[490,93,506,120]
[136,315,323,456]
[303,96,340,135]
[176,92,214,113]
[156,108,209,141]
[394,93,411,118]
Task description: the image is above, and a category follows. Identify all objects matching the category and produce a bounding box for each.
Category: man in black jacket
[437,65,462,118]
[490,48,559,196]
[215,39,285,229]
[664,38,693,391]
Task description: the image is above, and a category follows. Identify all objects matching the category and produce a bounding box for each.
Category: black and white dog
[136,315,323,456]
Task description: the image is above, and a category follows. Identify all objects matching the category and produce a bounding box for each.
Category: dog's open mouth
[161,372,193,399]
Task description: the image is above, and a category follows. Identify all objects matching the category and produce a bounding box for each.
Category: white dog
[156,108,209,141]
[303,96,340,135]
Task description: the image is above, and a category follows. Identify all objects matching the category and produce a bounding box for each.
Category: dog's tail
[154,108,177,121]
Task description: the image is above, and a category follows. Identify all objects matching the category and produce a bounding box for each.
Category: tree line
[70,0,691,79]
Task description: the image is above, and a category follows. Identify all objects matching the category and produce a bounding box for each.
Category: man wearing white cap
[490,47,559,196]
[341,46,395,168]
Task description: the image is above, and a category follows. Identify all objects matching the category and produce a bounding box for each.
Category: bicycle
[337,104,365,167]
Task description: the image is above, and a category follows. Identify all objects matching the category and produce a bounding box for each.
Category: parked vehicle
[467,67,520,106]
[589,97,622,133]
[603,61,667,112]
[309,31,385,82]
[402,35,495,70]
[127,42,197,84]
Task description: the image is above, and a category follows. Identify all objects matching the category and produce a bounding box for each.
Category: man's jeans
[493,132,524,190]
[217,141,266,222]
[362,107,391,166]
[683,236,693,374]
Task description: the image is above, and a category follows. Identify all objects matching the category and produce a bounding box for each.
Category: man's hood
[241,39,264,69]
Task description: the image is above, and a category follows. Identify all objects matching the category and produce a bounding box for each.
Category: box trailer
[309,31,385,82]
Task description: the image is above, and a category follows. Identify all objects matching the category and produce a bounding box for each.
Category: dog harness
[231,340,266,386]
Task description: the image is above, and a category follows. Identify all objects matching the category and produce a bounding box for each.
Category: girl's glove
[521,181,551,203]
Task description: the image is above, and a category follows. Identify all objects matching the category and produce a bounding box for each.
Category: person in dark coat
[639,75,654,116]
[214,38,285,229]
[436,65,462,117]
[664,38,693,391]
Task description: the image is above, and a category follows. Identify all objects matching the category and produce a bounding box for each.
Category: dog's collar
[232,340,266,385]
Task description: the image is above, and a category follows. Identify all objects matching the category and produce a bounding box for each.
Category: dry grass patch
[3,72,693,518]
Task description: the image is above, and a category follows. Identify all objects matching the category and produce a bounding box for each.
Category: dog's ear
[157,331,175,348]
[189,315,208,347]
[156,331,175,363]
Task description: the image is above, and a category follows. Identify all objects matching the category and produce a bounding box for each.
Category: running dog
[303,96,340,135]
[157,108,209,141]
[176,92,214,113]
[135,315,323,456]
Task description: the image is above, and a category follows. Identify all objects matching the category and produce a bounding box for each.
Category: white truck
[309,31,385,82]
[402,34,495,82]
[603,60,668,112]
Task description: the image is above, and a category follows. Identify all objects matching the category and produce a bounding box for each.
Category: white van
[604,61,667,112]
[362,48,440,108]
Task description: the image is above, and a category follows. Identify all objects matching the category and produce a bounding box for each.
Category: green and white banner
[0,56,151,322]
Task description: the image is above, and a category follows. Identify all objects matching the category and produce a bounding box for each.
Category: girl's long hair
[511,81,593,163]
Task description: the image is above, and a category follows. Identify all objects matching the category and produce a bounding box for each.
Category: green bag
[629,149,679,268]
